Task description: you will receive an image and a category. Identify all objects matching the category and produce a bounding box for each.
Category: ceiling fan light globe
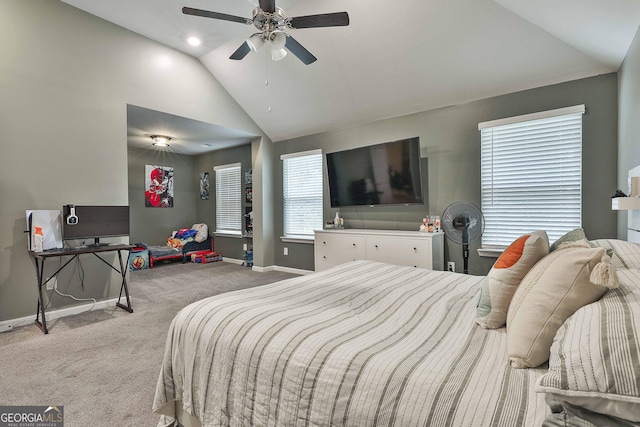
[271,47,287,61]
[270,31,287,50]
[246,34,264,52]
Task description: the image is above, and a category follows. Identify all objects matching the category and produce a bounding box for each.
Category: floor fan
[442,201,485,274]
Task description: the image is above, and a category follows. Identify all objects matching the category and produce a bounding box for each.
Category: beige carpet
[0,261,298,426]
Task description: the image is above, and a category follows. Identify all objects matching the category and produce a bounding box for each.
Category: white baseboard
[273,266,314,275]
[0,297,124,331]
[224,259,312,275]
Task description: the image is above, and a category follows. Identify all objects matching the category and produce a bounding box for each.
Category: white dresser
[314,229,444,271]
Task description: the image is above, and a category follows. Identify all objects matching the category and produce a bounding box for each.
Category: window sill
[215,232,243,239]
[281,236,314,244]
[478,248,504,258]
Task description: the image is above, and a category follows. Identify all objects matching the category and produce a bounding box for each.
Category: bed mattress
[153,260,549,426]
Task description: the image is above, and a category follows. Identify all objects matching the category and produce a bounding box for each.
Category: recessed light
[188,37,201,46]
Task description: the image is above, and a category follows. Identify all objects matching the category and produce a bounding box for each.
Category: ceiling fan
[182,0,349,65]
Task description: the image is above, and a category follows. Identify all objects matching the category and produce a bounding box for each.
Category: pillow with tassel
[506,240,619,368]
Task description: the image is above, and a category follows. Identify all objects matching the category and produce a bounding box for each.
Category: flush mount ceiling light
[151,135,171,147]
[187,36,201,46]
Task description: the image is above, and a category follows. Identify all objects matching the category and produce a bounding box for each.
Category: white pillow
[536,268,640,422]
[191,223,208,243]
[590,238,640,270]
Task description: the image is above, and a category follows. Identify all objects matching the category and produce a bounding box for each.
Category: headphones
[66,204,79,225]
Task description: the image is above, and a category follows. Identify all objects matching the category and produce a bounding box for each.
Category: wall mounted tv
[326,137,424,207]
[62,205,130,246]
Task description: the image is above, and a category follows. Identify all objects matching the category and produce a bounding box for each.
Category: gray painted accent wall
[274,73,619,275]
[127,146,197,245]
[618,27,640,238]
[194,144,253,261]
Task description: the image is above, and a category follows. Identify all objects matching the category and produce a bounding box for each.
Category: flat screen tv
[62,205,130,246]
[326,137,424,207]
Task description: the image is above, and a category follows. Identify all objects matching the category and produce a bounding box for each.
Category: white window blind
[282,150,323,238]
[214,163,242,235]
[479,105,584,249]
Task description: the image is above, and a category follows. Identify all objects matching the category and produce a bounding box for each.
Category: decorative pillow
[549,228,587,252]
[536,268,640,422]
[507,241,619,368]
[475,230,549,329]
[191,223,208,243]
[590,238,640,271]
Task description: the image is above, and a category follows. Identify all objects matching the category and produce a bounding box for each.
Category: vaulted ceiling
[62,0,640,151]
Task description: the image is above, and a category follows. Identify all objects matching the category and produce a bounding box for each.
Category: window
[282,149,323,239]
[214,163,242,236]
[479,105,585,250]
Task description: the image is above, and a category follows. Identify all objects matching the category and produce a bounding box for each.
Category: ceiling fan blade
[285,36,317,65]
[288,12,349,29]
[258,0,276,14]
[230,41,252,60]
[182,7,250,25]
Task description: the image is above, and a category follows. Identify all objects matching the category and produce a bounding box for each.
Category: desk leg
[34,258,49,334]
[115,250,133,313]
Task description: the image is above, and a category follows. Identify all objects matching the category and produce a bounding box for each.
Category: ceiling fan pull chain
[266,46,272,113]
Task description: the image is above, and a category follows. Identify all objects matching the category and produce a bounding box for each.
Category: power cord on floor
[53,281,96,312]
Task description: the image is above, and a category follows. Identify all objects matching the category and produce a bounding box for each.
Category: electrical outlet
[284,247,288,256]
[447,262,455,272]
[46,276,57,291]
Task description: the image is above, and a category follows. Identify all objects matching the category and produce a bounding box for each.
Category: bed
[152,238,640,427]
[145,224,214,268]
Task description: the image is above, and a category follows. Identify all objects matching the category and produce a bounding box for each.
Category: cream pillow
[191,223,208,243]
[476,230,548,329]
[507,241,619,368]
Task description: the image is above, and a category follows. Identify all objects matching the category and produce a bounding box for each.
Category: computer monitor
[62,205,130,246]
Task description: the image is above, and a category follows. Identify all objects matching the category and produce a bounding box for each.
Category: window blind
[214,163,242,235]
[282,150,323,237]
[479,106,584,248]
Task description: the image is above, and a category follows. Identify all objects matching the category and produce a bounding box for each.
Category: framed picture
[245,168,252,185]
[145,165,174,208]
[245,187,253,204]
[200,172,209,200]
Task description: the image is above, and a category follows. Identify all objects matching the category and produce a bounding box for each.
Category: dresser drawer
[366,237,431,268]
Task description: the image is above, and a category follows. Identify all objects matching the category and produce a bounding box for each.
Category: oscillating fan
[442,201,485,274]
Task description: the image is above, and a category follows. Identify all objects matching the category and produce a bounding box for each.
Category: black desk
[32,244,135,334]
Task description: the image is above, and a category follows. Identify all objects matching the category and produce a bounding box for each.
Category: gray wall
[127,146,197,245]
[194,144,253,261]
[0,0,267,322]
[274,73,619,275]
[618,27,640,237]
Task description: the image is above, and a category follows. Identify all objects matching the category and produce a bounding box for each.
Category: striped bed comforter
[153,260,549,426]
